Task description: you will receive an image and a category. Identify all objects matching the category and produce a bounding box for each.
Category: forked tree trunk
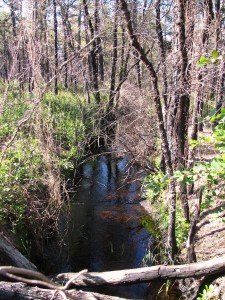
[118,0,177,260]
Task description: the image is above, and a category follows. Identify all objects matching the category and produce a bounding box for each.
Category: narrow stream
[42,155,153,299]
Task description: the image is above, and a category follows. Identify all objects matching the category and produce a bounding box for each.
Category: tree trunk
[53,0,58,95]
[115,25,130,108]
[132,0,142,91]
[83,0,101,103]
[9,1,17,38]
[95,0,104,81]
[186,189,202,263]
[155,0,168,112]
[108,3,118,111]
[167,0,190,221]
[118,0,177,260]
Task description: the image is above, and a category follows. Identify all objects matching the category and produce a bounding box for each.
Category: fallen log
[0,233,36,271]
[55,255,225,286]
[0,282,130,300]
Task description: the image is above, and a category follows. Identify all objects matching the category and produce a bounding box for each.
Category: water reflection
[66,156,151,299]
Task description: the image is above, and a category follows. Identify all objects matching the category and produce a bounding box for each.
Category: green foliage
[144,171,169,202]
[0,135,43,227]
[197,50,223,67]
[143,172,189,250]
[43,91,96,171]
[140,215,161,238]
[0,83,31,139]
[175,207,190,248]
[197,284,216,300]
[175,109,225,211]
[197,55,211,66]
[0,86,98,247]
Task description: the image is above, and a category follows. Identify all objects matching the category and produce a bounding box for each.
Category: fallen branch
[0,282,129,300]
[1,255,225,298]
[0,267,129,299]
[0,234,36,271]
[55,255,225,286]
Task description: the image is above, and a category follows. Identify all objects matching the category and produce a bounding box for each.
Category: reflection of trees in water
[60,158,146,275]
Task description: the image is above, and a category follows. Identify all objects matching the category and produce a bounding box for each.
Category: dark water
[42,156,152,299]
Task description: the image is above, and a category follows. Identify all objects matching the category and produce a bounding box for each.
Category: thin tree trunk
[155,0,168,112]
[53,0,58,95]
[64,38,68,89]
[132,0,142,91]
[95,0,104,81]
[103,1,119,141]
[10,1,17,38]
[115,25,130,108]
[118,0,177,260]
[108,4,118,111]
[83,0,100,103]
[186,189,202,263]
[77,6,82,50]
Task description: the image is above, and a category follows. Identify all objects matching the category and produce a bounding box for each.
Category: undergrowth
[143,106,225,265]
[0,83,97,251]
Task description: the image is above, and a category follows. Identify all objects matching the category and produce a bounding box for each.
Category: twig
[0,266,87,292]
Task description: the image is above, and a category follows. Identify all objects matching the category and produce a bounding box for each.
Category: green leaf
[212,50,219,60]
[210,115,217,122]
[197,55,211,66]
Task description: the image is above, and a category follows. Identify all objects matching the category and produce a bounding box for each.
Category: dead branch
[0,282,129,300]
[55,255,225,286]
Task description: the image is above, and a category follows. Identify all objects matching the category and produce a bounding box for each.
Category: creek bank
[140,191,225,299]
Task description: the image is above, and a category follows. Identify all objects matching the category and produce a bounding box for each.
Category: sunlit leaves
[197,50,224,67]
[197,55,211,66]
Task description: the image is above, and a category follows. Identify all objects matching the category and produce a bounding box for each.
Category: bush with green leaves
[143,171,169,202]
[197,284,217,300]
[143,172,190,251]
[174,110,225,209]
[0,135,43,233]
